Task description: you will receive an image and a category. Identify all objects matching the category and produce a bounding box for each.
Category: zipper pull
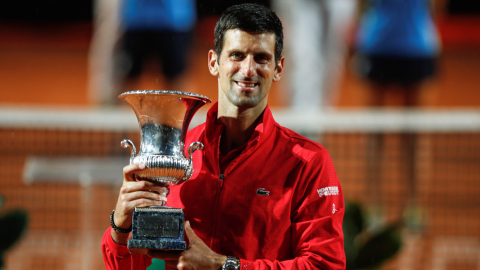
[219,174,224,187]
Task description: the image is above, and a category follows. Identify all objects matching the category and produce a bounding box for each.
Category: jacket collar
[204,102,275,151]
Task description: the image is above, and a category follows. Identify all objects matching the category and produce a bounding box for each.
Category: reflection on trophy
[119,90,211,251]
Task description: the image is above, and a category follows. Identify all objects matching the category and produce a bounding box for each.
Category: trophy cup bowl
[119,90,211,252]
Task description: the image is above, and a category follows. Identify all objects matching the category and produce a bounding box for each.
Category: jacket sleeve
[240,150,346,270]
[102,227,152,270]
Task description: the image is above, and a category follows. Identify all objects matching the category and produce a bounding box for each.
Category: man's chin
[228,95,261,108]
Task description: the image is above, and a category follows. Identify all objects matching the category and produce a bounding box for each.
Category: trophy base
[128,239,187,251]
[128,206,186,252]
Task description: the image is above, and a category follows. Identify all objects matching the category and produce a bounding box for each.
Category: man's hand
[111,164,168,245]
[147,221,227,270]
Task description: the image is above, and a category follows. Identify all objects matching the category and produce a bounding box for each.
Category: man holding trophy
[102,3,345,270]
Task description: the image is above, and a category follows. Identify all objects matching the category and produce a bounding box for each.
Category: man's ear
[273,56,285,82]
[208,50,219,76]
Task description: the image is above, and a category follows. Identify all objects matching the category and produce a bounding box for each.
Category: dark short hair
[214,3,284,64]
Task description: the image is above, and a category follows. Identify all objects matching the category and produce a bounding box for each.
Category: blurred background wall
[0,0,480,269]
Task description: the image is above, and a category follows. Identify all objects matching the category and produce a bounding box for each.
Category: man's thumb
[185,220,199,245]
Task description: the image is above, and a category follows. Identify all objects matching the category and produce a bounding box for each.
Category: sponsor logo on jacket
[256,188,270,196]
[317,186,339,197]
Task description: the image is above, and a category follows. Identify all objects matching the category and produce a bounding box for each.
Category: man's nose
[240,56,256,78]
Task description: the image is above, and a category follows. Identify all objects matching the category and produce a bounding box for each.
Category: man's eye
[231,53,243,59]
[255,56,269,63]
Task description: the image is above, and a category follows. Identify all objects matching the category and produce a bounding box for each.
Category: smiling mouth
[236,81,258,88]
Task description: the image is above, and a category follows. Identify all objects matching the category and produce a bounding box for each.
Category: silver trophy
[119,90,211,252]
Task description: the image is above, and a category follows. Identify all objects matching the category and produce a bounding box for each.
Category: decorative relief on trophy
[119,90,211,251]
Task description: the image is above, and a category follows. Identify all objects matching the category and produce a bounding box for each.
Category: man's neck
[217,103,266,156]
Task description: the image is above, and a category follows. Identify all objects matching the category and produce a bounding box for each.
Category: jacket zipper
[219,173,224,186]
[210,135,224,249]
[210,132,247,250]
[210,175,225,248]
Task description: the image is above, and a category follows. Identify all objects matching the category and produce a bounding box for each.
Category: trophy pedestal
[127,207,186,252]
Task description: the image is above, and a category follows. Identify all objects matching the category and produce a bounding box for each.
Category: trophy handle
[121,139,137,164]
[184,141,204,181]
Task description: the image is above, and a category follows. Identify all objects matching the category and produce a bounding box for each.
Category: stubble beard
[226,88,263,108]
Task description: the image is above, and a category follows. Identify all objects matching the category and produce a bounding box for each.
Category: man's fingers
[121,191,167,207]
[131,197,166,207]
[123,163,146,182]
[121,181,168,195]
[124,189,167,201]
[184,220,200,246]
[116,184,168,217]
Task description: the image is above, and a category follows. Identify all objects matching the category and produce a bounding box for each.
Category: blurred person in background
[116,0,196,94]
[354,0,440,224]
[275,0,357,111]
[355,0,440,107]
[89,0,196,105]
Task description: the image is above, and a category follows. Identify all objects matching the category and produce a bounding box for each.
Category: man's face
[208,29,284,110]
